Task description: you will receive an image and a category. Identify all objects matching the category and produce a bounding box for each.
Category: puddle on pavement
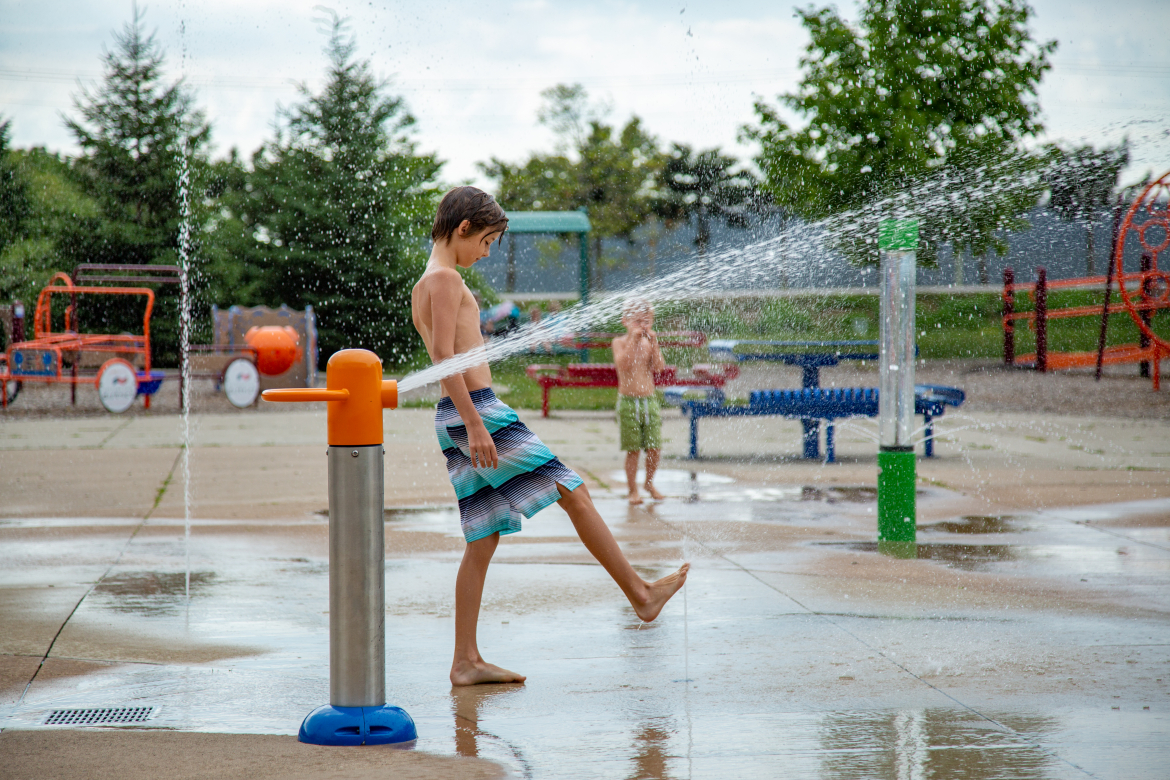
[921,515,1024,534]
[93,571,215,616]
[799,485,877,503]
[825,542,1020,571]
[602,470,885,507]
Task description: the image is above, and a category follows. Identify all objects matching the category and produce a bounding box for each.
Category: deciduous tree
[742,0,1056,264]
[480,84,664,289]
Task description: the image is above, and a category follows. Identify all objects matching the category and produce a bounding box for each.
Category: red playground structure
[1,272,164,412]
[1002,169,1170,389]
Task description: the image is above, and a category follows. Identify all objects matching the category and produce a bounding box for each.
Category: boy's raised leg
[452,532,527,686]
[644,448,665,500]
[556,483,687,622]
[625,450,643,505]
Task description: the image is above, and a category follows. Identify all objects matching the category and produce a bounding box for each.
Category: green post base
[877,540,918,559]
[878,448,916,546]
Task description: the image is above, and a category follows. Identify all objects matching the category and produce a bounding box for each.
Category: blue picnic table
[674,340,964,462]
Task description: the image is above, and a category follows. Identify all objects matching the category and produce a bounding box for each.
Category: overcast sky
[2,0,1168,188]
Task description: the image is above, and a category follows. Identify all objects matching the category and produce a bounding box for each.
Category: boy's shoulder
[416,267,467,295]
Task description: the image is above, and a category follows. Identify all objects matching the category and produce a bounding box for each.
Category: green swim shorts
[617,394,662,452]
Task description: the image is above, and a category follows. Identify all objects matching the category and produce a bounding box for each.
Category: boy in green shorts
[612,299,666,505]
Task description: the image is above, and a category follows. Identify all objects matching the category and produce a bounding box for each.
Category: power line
[4,60,1166,93]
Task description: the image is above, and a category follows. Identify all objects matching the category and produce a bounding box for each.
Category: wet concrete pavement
[3,491,1169,777]
[2,405,1169,778]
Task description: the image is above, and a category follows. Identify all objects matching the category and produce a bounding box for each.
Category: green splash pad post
[878,218,919,557]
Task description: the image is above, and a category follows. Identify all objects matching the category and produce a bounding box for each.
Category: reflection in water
[921,515,1024,534]
[827,542,1021,571]
[628,719,673,780]
[93,571,215,616]
[801,485,878,504]
[819,709,1060,780]
[450,685,532,779]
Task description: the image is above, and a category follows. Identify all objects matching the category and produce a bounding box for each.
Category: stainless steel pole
[264,348,414,746]
[328,444,385,708]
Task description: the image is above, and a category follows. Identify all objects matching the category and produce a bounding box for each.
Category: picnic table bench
[674,339,964,461]
[674,384,965,461]
[525,362,739,417]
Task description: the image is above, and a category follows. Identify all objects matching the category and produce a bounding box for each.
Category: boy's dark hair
[432,186,508,244]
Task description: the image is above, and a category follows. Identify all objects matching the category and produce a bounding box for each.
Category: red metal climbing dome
[1114,170,1170,368]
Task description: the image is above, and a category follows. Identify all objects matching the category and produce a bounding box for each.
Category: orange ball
[245,326,302,376]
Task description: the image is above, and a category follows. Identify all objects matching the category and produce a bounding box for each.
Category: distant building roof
[506,211,591,234]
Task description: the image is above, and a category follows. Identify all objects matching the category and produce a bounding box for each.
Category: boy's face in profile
[450,220,503,268]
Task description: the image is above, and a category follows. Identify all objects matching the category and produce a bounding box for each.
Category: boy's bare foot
[450,659,527,686]
[627,491,643,505]
[644,482,665,501]
[632,563,689,622]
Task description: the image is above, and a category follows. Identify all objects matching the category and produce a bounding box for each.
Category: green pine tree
[61,5,213,364]
[221,18,442,368]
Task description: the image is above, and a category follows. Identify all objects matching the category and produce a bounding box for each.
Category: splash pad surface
[2,393,1169,779]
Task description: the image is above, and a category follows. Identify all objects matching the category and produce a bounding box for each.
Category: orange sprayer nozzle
[260,349,397,446]
[262,388,350,403]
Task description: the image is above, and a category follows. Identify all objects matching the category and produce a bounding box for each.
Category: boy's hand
[468,420,498,469]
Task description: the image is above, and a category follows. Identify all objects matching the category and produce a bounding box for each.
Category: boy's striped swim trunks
[435,388,583,543]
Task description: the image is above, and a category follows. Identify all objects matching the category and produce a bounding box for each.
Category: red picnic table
[525,361,739,417]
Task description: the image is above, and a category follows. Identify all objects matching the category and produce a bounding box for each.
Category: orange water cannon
[262,348,397,445]
[261,348,412,746]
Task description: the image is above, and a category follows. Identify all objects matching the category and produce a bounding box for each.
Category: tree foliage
[58,7,214,363]
[0,145,102,316]
[480,84,663,286]
[743,0,1056,263]
[62,6,211,265]
[218,19,441,367]
[1045,142,1129,274]
[0,118,31,257]
[655,143,761,254]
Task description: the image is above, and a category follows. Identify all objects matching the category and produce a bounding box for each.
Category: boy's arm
[611,334,632,375]
[647,330,666,373]
[428,271,498,469]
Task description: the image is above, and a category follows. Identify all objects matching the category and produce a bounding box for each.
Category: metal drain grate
[44,707,155,726]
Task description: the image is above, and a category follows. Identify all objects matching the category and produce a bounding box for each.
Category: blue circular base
[298,704,417,746]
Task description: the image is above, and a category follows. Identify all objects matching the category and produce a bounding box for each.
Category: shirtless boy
[611,300,666,505]
[411,186,688,686]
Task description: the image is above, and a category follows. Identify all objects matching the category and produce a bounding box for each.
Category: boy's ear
[456,219,472,237]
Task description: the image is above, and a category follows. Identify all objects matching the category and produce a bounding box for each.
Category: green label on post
[878,218,919,250]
